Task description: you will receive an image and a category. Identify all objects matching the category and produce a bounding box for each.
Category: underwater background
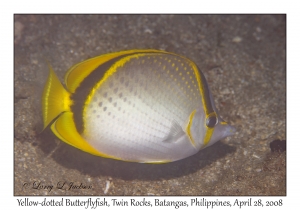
[14,14,285,195]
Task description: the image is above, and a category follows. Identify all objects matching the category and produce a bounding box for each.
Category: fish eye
[206,114,218,128]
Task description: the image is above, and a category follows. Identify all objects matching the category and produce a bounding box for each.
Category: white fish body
[42,49,235,163]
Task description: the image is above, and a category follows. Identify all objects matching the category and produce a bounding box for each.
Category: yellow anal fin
[52,112,173,164]
[42,63,72,129]
[51,111,119,159]
[64,49,168,93]
[143,160,172,164]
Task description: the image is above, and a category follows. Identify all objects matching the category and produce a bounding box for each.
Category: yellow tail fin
[42,63,72,129]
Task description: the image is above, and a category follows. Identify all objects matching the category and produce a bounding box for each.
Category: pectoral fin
[162,120,185,143]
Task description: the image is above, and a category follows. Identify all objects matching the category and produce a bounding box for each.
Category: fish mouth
[225,125,236,137]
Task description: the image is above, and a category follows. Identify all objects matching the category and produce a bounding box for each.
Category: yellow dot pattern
[83,53,203,162]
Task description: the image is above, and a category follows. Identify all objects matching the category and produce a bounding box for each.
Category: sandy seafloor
[14,15,286,196]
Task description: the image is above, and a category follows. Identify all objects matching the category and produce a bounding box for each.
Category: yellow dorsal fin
[64,49,166,93]
[42,63,72,129]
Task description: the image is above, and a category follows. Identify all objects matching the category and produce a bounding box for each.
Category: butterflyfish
[42,49,235,163]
